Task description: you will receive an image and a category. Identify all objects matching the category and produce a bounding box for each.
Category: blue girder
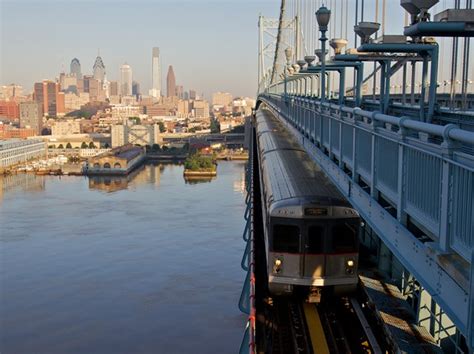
[258,93,474,342]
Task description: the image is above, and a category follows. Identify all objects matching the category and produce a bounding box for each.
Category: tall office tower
[102,75,110,99]
[189,90,196,100]
[33,80,60,117]
[93,54,106,82]
[109,81,119,96]
[132,81,141,97]
[20,102,43,134]
[175,85,183,99]
[70,58,82,78]
[166,65,176,97]
[120,63,133,96]
[149,47,161,98]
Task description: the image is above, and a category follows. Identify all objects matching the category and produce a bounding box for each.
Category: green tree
[89,142,96,148]
[81,142,88,149]
[58,144,64,149]
[152,144,161,151]
[210,119,220,133]
[66,142,72,149]
[129,117,141,124]
[158,122,166,133]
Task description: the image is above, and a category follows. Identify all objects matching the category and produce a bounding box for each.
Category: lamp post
[284,47,293,100]
[316,6,331,102]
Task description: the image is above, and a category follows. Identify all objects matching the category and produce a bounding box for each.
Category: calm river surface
[0,161,247,354]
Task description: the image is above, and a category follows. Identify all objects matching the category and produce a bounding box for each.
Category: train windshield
[331,223,358,253]
[307,226,324,254]
[272,225,300,253]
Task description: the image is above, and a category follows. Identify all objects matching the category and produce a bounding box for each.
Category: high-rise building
[150,47,161,98]
[189,90,196,100]
[109,81,119,96]
[70,58,82,79]
[175,85,184,99]
[89,79,105,101]
[132,81,141,97]
[120,63,133,96]
[166,65,176,98]
[93,54,106,82]
[19,102,43,134]
[82,75,93,93]
[34,80,60,117]
[59,73,78,93]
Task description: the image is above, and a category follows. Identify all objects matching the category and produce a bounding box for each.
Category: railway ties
[269,295,388,354]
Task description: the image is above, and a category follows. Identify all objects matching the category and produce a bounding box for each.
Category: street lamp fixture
[316,6,331,30]
[316,5,331,102]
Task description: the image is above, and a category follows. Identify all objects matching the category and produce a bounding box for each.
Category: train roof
[256,107,350,209]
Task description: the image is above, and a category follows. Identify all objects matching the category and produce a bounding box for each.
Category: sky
[0,0,462,98]
[0,0,278,99]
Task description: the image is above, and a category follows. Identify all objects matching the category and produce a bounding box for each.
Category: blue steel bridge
[239,0,474,353]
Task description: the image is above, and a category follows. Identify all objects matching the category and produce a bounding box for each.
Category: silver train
[255,105,360,302]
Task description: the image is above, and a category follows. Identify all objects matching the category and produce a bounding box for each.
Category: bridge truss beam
[258,93,474,349]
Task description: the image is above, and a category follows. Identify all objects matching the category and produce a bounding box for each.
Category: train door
[325,221,359,277]
[271,223,302,278]
[303,224,326,278]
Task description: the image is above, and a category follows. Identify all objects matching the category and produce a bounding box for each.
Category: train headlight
[346,259,355,274]
[273,258,283,274]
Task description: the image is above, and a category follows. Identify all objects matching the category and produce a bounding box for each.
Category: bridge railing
[258,92,474,342]
[239,129,257,354]
[261,93,474,262]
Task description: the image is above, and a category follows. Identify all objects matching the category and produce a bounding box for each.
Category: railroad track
[267,291,389,354]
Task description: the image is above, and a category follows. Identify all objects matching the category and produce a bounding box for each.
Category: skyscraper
[93,54,106,82]
[33,80,60,117]
[132,81,141,97]
[70,58,82,79]
[120,63,133,96]
[166,65,176,98]
[150,47,161,98]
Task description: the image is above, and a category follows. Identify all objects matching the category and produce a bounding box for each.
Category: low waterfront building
[85,145,145,175]
[0,139,46,170]
[29,133,110,149]
[111,123,162,147]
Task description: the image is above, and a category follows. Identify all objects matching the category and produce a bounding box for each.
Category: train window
[331,223,357,253]
[272,225,300,253]
[307,226,324,254]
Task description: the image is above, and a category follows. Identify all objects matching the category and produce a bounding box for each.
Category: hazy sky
[0,0,278,98]
[0,0,458,98]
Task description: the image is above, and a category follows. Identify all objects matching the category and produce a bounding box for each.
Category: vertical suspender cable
[270,0,286,84]
[461,0,472,110]
[450,0,460,109]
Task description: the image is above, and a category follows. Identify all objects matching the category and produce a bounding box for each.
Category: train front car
[255,105,360,302]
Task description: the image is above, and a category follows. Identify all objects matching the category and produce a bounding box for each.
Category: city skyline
[0,0,281,99]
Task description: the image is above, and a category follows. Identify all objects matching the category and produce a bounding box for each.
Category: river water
[0,161,247,354]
